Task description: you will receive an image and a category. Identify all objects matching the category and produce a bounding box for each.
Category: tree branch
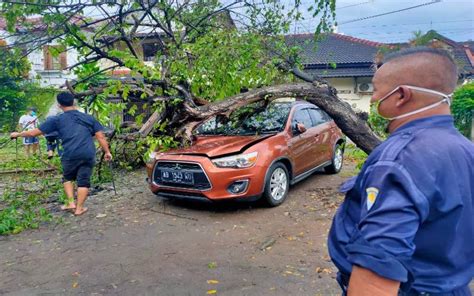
[185,83,380,154]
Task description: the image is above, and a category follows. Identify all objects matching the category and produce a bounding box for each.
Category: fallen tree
[1,0,381,160]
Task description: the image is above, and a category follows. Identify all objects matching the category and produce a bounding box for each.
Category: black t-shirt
[39,110,104,160]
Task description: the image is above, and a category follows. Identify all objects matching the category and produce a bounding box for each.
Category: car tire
[325,143,344,174]
[263,162,290,207]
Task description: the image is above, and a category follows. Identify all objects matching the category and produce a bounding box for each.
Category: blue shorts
[61,158,95,188]
[23,137,39,145]
[45,136,58,151]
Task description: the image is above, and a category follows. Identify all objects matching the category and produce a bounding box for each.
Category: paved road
[1,165,350,296]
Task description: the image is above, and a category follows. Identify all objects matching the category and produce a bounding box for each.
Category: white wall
[327,77,372,113]
[28,44,79,88]
[0,30,78,88]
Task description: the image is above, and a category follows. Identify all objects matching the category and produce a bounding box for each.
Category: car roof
[272,98,319,109]
[271,97,318,109]
[292,100,316,107]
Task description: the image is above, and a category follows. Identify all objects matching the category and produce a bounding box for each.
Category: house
[0,17,80,88]
[397,30,474,82]
[286,33,386,112]
[287,31,474,113]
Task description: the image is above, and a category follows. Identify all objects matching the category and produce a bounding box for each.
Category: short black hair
[57,92,75,107]
[382,46,456,65]
[380,46,459,92]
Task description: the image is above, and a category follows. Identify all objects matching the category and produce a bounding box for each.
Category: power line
[339,0,442,25]
[339,19,474,28]
[352,27,473,36]
[295,18,474,31]
[362,30,473,41]
[337,1,373,10]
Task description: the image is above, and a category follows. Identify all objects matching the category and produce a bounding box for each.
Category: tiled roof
[285,33,385,66]
[304,67,375,78]
[290,32,474,78]
[0,16,93,32]
[453,47,474,75]
[463,41,474,51]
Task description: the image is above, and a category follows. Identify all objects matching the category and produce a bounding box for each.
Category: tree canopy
[0,0,381,155]
[0,46,31,131]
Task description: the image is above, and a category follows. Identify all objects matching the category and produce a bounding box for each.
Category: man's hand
[348,266,400,296]
[104,152,113,161]
[10,132,21,139]
[95,131,112,161]
[11,129,42,139]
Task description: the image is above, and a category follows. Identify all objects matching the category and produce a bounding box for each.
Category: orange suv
[146,99,345,206]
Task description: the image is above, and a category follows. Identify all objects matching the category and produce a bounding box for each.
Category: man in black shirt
[11,92,112,216]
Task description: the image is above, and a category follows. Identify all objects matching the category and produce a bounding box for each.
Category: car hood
[167,135,272,158]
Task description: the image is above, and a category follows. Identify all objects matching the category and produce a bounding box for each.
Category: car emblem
[174,164,181,170]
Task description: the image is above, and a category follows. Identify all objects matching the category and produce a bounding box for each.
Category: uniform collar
[390,115,454,137]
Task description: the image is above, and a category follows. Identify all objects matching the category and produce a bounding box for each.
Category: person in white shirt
[18,107,39,157]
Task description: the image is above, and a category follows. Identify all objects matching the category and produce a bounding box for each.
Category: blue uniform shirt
[328,115,474,293]
[39,110,103,161]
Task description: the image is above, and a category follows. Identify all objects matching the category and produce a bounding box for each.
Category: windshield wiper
[260,128,282,134]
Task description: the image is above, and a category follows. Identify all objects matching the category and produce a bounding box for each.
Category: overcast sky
[293,0,473,43]
[83,0,473,44]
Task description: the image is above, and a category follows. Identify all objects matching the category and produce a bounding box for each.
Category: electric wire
[339,0,442,25]
[337,1,373,10]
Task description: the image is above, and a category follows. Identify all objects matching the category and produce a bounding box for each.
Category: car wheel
[263,162,290,207]
[325,143,344,174]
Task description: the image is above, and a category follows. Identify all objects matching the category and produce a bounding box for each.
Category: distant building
[287,31,474,112]
[0,17,81,88]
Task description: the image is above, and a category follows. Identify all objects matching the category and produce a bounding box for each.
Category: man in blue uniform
[11,92,112,216]
[328,47,474,295]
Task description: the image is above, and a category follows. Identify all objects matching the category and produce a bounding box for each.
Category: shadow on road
[152,170,330,214]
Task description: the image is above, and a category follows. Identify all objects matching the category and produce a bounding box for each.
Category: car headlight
[212,152,258,168]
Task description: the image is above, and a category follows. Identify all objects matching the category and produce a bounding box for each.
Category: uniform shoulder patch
[366,187,379,211]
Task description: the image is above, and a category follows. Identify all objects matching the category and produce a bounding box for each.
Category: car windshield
[195,102,291,136]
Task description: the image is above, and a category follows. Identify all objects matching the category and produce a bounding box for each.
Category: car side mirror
[294,122,307,134]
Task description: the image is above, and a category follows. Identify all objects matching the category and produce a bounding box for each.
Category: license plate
[161,169,194,185]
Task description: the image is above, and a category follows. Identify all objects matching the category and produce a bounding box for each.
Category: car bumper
[147,154,266,200]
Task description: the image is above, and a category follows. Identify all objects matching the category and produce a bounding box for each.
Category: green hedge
[452,82,474,139]
[0,85,57,132]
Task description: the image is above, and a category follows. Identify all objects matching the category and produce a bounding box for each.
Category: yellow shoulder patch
[366,187,379,211]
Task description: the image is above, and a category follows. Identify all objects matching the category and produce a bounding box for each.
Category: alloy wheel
[334,147,343,171]
[270,167,288,201]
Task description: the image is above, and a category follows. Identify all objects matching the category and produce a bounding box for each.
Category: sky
[292,0,473,43]
[81,0,473,44]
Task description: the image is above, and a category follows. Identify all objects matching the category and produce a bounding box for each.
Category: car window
[308,108,328,126]
[320,110,333,122]
[292,108,313,129]
[195,102,291,135]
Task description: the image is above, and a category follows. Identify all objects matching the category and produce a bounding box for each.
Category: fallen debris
[259,237,276,251]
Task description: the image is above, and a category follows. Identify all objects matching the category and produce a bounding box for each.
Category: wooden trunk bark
[182,82,381,154]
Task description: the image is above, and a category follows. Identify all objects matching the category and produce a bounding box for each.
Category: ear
[395,86,412,107]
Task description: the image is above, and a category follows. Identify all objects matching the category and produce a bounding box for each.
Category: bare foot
[74,207,88,216]
[60,204,76,211]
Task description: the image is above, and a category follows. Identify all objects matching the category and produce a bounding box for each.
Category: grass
[344,143,368,174]
[0,135,61,234]
[0,135,113,235]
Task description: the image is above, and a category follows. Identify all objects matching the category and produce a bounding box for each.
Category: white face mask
[376,85,452,121]
[368,85,452,135]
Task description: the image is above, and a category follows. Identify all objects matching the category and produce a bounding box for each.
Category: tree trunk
[181,82,381,154]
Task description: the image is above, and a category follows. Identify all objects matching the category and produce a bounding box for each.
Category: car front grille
[153,161,212,191]
[156,189,209,201]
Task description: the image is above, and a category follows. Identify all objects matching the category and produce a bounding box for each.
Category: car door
[308,108,333,165]
[288,107,318,175]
